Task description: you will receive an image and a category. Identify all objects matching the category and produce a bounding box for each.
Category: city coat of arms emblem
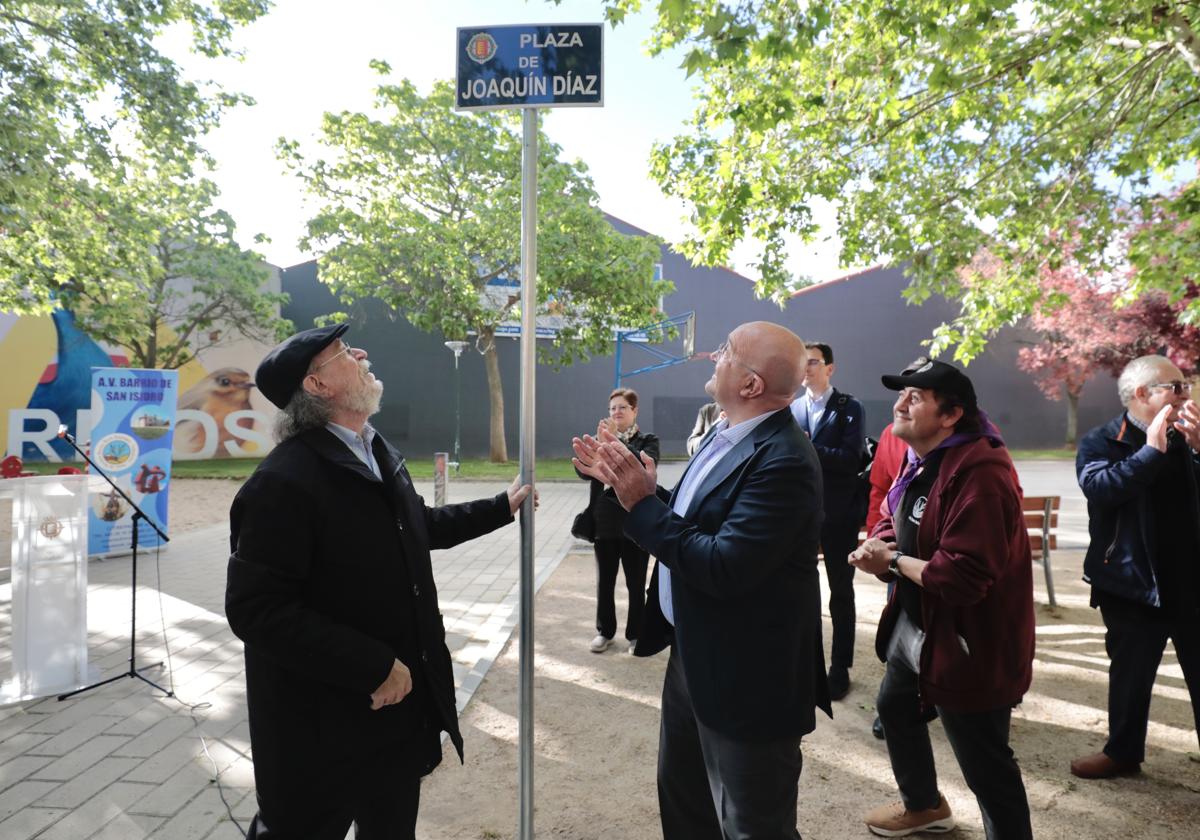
[466,33,497,64]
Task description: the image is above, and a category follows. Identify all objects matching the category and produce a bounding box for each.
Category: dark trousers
[658,649,804,840]
[1099,595,1200,763]
[877,660,1032,840]
[820,516,859,670]
[246,745,421,840]
[595,537,649,641]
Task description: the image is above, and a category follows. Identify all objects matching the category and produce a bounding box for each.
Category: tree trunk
[145,316,158,369]
[1065,389,1079,448]
[481,328,508,463]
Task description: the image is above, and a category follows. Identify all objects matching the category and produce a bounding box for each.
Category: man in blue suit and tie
[574,321,831,840]
[791,341,865,701]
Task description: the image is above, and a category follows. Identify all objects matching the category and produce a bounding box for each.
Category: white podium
[1,474,93,704]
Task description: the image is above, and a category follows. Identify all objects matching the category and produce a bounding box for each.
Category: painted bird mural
[27,309,118,461]
[174,367,258,457]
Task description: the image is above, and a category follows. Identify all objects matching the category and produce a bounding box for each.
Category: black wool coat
[226,426,513,806]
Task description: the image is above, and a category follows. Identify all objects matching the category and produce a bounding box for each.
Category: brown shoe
[864,795,954,837]
[1070,752,1140,779]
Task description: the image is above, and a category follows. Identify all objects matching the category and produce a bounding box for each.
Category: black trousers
[877,660,1032,840]
[820,516,860,670]
[246,742,422,840]
[1098,594,1200,763]
[594,537,649,641]
[658,649,804,840]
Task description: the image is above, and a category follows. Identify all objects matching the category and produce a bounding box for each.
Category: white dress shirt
[659,409,779,625]
[326,422,382,480]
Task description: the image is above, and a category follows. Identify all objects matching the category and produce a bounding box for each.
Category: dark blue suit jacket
[794,387,864,524]
[628,407,832,741]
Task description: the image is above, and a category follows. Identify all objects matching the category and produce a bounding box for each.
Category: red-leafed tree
[1123,287,1200,374]
[1016,239,1200,446]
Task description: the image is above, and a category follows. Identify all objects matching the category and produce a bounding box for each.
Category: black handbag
[570,507,596,543]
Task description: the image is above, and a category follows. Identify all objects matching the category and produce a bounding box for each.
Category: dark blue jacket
[792,388,865,523]
[628,407,832,741]
[1077,413,1200,607]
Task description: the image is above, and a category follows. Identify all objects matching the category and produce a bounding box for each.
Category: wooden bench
[848,496,1060,607]
[1024,495,1060,607]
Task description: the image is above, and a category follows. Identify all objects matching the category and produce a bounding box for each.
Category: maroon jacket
[870,438,1034,712]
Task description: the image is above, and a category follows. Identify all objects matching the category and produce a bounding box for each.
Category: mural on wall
[1,310,277,462]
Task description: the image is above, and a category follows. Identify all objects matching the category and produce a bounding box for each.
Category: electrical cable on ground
[152,540,248,838]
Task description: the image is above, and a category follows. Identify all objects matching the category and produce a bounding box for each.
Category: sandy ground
[416,551,1199,840]
[169,478,244,535]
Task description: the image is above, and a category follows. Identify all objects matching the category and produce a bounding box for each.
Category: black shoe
[872,716,885,740]
[827,666,850,701]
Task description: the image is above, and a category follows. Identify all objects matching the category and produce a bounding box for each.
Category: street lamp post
[444,340,468,473]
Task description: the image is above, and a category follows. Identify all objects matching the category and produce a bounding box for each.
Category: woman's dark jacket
[578,430,660,541]
[225,426,513,804]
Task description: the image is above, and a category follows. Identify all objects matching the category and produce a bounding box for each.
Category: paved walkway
[0,459,1081,839]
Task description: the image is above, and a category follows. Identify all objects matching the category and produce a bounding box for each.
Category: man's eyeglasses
[712,341,761,379]
[804,358,825,368]
[311,341,354,373]
[1151,381,1193,396]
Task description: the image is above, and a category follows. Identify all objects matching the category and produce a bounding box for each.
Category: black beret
[881,357,977,412]
[255,323,349,409]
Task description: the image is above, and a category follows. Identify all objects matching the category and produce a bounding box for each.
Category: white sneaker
[627,639,638,654]
[589,634,612,653]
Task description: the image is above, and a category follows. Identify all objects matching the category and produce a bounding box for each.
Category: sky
[163,0,848,282]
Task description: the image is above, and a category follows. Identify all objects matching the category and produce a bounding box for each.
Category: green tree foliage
[0,160,291,369]
[579,0,1200,360]
[0,1,269,216]
[281,70,669,462]
[0,1,279,367]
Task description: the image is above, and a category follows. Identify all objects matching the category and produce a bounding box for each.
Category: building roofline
[790,263,887,298]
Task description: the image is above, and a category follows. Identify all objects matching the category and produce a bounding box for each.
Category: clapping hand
[1173,399,1200,451]
[572,427,656,512]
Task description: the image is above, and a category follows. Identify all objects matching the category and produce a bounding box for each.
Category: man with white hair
[1070,354,1200,779]
[226,324,531,839]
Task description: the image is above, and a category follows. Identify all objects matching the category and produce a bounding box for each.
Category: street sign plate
[455,24,603,111]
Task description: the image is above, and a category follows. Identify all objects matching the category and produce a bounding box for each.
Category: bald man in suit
[575,321,831,840]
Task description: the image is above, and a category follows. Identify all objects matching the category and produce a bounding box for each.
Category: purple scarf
[885,411,1005,517]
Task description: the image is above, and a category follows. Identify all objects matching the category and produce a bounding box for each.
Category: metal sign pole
[517,105,538,840]
[455,25,601,839]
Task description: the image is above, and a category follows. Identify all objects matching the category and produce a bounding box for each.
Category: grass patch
[407,458,581,481]
[12,456,585,481]
[1009,448,1078,460]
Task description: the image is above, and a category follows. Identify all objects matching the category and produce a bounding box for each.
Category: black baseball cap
[881,357,977,411]
[255,323,349,409]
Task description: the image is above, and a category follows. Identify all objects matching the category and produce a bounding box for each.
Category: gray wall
[281,217,1122,458]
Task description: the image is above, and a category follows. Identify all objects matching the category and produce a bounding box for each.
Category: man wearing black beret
[226,324,531,839]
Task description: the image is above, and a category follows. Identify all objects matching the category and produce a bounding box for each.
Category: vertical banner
[87,368,178,557]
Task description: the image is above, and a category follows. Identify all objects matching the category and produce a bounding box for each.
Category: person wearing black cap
[225,324,532,840]
[849,357,1034,839]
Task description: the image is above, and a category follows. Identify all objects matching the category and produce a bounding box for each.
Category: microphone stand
[55,429,173,701]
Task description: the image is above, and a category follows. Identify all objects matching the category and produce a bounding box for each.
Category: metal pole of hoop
[517,105,537,840]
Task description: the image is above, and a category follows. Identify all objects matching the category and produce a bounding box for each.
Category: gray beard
[345,376,384,417]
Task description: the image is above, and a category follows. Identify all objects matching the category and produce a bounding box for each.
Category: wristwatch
[888,551,903,577]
